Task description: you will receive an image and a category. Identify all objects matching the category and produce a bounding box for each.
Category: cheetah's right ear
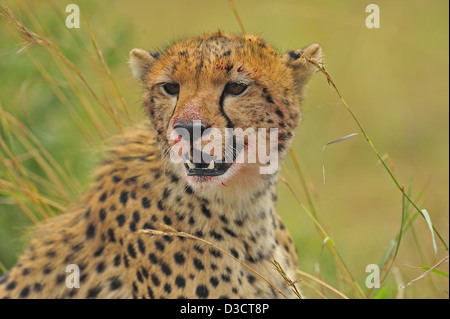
[129,49,159,82]
[282,44,323,92]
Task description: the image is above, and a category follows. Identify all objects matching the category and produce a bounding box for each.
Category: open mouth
[183,146,238,177]
[184,160,231,176]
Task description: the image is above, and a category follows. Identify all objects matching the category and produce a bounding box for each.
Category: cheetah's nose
[173,121,207,142]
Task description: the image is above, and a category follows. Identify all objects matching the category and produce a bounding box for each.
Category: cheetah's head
[129,31,321,194]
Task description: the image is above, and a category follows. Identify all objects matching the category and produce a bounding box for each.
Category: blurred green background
[0,0,448,298]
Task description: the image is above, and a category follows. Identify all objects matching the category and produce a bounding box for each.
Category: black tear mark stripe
[166,95,179,131]
[219,90,235,129]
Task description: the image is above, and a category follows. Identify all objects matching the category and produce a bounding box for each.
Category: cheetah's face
[130,32,321,192]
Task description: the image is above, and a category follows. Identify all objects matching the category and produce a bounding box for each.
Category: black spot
[112,175,122,183]
[116,214,126,227]
[119,190,128,206]
[96,262,106,273]
[127,244,137,259]
[129,222,137,232]
[219,215,229,224]
[124,254,130,268]
[209,248,222,258]
[99,208,106,222]
[194,230,204,238]
[33,282,43,292]
[162,188,171,199]
[142,197,151,209]
[86,224,96,239]
[125,176,138,185]
[210,230,223,241]
[163,215,172,225]
[157,200,164,211]
[147,286,155,299]
[108,228,116,243]
[151,274,160,286]
[94,246,104,257]
[221,273,231,282]
[19,285,30,298]
[275,109,284,119]
[133,211,140,223]
[141,222,151,230]
[80,273,88,283]
[234,219,244,227]
[201,205,212,218]
[174,252,185,265]
[137,239,146,255]
[99,191,107,202]
[223,227,237,238]
[193,258,205,271]
[86,286,101,298]
[43,266,52,275]
[148,253,158,264]
[21,268,31,276]
[266,95,274,104]
[110,277,122,290]
[56,274,65,284]
[141,267,149,279]
[196,285,209,298]
[161,262,172,276]
[230,248,239,259]
[155,240,165,251]
[175,275,186,288]
[185,186,194,194]
[247,275,256,284]
[46,250,56,258]
[136,270,143,283]
[194,245,204,254]
[210,277,219,287]
[113,254,121,266]
[164,283,172,294]
[169,173,179,184]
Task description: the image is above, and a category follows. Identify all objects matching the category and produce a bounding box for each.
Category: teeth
[207,160,215,170]
[186,159,196,170]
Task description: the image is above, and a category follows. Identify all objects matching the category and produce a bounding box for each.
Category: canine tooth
[186,160,196,169]
[207,160,215,170]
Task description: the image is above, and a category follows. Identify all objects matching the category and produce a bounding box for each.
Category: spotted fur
[0,31,321,299]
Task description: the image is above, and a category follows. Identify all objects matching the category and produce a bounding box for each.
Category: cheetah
[0,31,321,299]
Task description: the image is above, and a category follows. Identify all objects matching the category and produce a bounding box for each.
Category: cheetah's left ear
[129,48,159,82]
[283,43,323,91]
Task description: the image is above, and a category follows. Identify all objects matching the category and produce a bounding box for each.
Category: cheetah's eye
[162,83,180,96]
[223,82,249,96]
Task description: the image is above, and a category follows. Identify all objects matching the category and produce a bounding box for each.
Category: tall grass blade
[228,0,246,34]
[401,255,449,288]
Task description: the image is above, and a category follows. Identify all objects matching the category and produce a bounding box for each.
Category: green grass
[0,0,448,298]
